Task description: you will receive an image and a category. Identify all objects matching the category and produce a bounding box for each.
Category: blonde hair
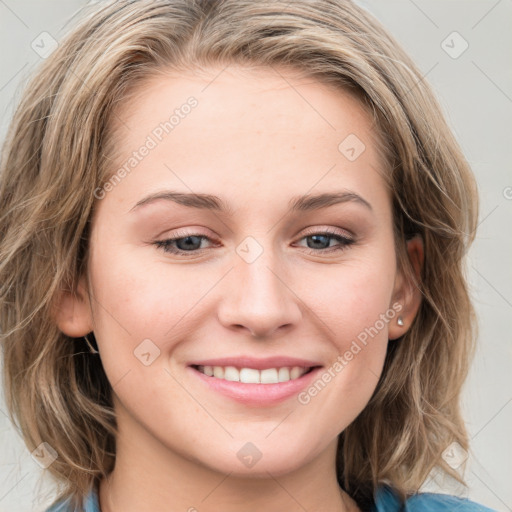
[0,1,479,510]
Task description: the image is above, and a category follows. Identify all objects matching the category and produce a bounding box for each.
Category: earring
[397,316,404,327]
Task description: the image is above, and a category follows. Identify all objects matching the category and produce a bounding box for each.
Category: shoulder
[405,492,499,512]
[44,495,73,512]
[44,497,72,512]
[44,485,100,512]
[373,484,498,512]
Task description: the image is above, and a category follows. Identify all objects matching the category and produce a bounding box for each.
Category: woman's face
[60,65,420,478]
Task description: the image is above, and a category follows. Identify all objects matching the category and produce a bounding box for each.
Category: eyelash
[153,228,355,257]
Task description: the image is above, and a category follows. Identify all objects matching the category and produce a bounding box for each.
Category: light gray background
[0,1,510,511]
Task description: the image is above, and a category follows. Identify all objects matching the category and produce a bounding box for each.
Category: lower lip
[187,366,323,407]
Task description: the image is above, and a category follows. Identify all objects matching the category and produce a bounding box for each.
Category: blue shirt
[45,483,498,511]
[372,485,497,511]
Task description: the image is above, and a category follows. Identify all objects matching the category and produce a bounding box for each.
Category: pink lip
[187,356,322,370]
[187,365,323,407]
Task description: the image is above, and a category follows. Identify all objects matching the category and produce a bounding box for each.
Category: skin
[55,65,423,512]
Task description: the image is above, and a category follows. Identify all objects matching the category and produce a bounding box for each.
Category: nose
[216,249,302,339]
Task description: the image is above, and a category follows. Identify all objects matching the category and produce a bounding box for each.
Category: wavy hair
[0,1,479,510]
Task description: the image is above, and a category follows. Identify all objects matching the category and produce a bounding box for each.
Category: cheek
[298,253,395,395]
[300,254,396,343]
[87,241,224,360]
[297,259,395,428]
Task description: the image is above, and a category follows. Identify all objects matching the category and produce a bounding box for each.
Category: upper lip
[188,356,323,370]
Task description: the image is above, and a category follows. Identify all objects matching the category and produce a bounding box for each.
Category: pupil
[178,236,201,251]
[309,234,329,249]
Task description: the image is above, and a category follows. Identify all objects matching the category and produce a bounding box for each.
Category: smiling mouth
[191,364,319,384]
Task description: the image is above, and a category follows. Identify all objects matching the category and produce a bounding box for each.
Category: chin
[193,441,313,478]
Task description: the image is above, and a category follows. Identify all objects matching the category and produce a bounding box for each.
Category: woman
[0,1,497,511]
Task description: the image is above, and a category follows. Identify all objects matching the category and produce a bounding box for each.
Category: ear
[51,274,94,337]
[388,234,424,341]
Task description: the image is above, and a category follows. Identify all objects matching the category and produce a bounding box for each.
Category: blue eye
[297,231,355,254]
[153,229,354,256]
[154,234,211,254]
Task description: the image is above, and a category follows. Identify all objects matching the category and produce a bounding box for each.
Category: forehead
[99,64,391,217]
[112,64,380,140]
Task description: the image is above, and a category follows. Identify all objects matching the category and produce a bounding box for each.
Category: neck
[98,418,361,512]
[100,473,361,512]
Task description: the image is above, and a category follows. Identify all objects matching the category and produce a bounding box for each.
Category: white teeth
[196,365,311,383]
[260,368,278,384]
[240,368,260,383]
[290,367,303,380]
[224,366,239,382]
[278,367,290,382]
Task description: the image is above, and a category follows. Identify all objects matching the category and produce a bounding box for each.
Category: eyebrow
[129,190,373,215]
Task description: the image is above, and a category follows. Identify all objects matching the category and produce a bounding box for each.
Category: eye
[153,232,216,255]
[152,228,355,256]
[294,228,355,255]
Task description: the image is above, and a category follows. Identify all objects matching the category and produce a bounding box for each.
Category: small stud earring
[397,316,404,327]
